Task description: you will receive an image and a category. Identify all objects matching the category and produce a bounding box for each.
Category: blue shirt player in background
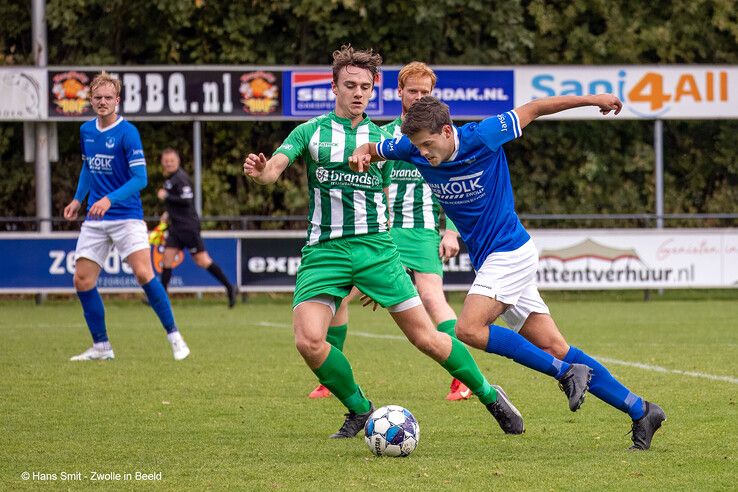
[63,71,190,361]
[351,94,665,451]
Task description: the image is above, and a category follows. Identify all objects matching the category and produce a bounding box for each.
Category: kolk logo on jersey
[428,170,485,201]
[105,136,115,149]
[87,154,114,173]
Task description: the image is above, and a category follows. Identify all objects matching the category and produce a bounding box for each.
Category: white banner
[515,66,738,119]
[0,68,47,120]
[531,229,738,289]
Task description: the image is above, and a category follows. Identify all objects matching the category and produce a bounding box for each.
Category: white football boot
[70,346,115,361]
[168,331,190,361]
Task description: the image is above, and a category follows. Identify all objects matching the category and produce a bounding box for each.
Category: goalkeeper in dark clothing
[157,148,237,307]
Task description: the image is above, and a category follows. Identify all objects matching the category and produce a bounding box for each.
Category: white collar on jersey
[448,126,460,162]
[96,116,124,133]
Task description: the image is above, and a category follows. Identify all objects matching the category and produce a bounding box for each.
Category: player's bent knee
[453,320,474,342]
[135,272,155,285]
[294,334,324,358]
[73,275,95,291]
[548,340,570,360]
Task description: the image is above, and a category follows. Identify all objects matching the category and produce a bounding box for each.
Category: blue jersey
[79,117,146,220]
[376,110,529,270]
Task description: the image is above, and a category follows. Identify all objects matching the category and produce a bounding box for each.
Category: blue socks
[564,346,644,420]
[486,324,569,379]
[77,287,108,343]
[142,277,178,334]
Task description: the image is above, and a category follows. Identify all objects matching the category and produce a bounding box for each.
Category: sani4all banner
[515,66,738,119]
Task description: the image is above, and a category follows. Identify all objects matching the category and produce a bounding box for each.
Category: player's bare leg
[295,300,374,437]
[390,304,524,434]
[519,313,665,449]
[193,250,237,307]
[456,294,591,412]
[129,248,189,360]
[309,288,360,398]
[415,272,470,400]
[70,259,114,361]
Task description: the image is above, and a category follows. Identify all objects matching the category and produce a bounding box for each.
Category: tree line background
[1,0,737,230]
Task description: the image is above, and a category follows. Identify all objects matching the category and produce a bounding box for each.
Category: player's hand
[88,196,111,219]
[439,230,460,263]
[243,153,268,179]
[349,153,372,173]
[63,199,81,221]
[360,294,380,312]
[595,94,622,115]
[157,188,167,201]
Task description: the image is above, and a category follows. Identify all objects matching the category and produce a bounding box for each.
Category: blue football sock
[486,324,570,378]
[77,287,108,343]
[564,346,644,420]
[142,277,178,334]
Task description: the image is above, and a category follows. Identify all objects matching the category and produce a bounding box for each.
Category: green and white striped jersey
[275,112,393,245]
[382,117,441,232]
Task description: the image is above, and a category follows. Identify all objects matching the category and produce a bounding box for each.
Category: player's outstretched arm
[515,94,622,129]
[243,153,289,185]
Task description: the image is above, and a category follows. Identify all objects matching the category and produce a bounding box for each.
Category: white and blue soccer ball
[364,405,419,457]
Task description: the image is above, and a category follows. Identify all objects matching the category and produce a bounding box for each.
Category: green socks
[436,319,457,338]
[312,345,371,414]
[326,323,348,352]
[440,337,498,405]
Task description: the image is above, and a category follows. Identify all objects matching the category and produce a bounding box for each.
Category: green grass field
[1,293,737,490]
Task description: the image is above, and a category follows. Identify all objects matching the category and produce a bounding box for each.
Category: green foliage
[1,0,737,228]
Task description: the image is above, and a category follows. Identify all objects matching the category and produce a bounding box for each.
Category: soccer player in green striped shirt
[244,45,524,438]
[309,62,472,402]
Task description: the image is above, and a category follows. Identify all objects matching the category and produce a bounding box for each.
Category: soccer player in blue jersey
[63,71,190,361]
[350,94,666,450]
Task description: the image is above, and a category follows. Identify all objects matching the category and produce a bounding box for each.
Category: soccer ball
[364,405,419,457]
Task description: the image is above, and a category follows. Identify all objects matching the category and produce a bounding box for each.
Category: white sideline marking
[594,356,738,385]
[252,321,738,384]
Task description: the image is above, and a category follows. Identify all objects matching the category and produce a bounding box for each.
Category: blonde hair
[90,71,121,97]
[398,61,436,90]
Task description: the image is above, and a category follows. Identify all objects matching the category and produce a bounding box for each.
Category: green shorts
[390,227,443,276]
[292,232,418,309]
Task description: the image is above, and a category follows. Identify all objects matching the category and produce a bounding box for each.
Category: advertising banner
[282,68,515,119]
[0,235,238,292]
[47,68,282,120]
[0,67,47,120]
[239,229,738,292]
[240,235,305,292]
[515,66,738,119]
[533,229,738,289]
